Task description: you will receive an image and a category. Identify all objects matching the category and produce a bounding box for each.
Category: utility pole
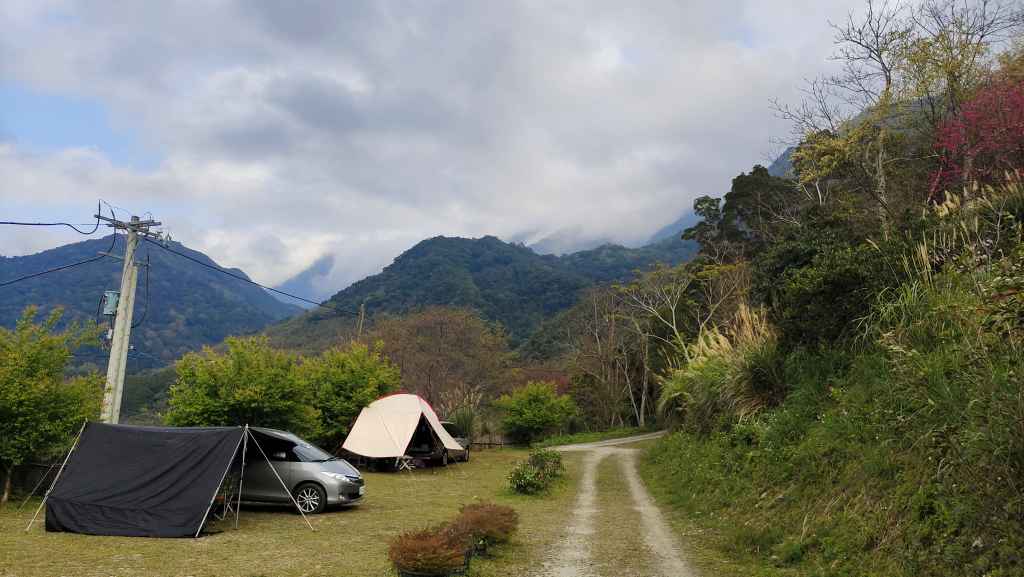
[98,214,161,424]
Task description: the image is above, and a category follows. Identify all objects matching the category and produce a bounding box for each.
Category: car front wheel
[294,483,326,515]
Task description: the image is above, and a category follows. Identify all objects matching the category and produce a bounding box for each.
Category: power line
[1,205,102,235]
[0,202,113,235]
[0,233,119,288]
[143,237,358,317]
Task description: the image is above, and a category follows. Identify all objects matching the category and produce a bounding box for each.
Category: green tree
[165,336,319,437]
[0,307,102,505]
[296,341,400,450]
[495,381,577,444]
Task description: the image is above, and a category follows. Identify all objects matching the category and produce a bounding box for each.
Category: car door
[241,445,294,503]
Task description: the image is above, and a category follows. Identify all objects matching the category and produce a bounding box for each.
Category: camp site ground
[2,447,580,577]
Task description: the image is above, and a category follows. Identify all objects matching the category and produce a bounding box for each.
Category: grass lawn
[0,449,581,577]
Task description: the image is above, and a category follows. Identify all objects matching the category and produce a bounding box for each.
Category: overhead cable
[142,237,358,317]
[0,232,119,288]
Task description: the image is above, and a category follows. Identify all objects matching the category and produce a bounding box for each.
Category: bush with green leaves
[0,307,103,505]
[507,460,548,495]
[527,448,564,479]
[494,381,576,444]
[166,336,398,447]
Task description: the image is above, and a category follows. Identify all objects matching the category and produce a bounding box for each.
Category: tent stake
[195,427,247,538]
[246,429,315,532]
[235,425,248,529]
[25,420,87,533]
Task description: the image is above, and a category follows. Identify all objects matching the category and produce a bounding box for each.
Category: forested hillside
[0,235,299,366]
[273,233,696,350]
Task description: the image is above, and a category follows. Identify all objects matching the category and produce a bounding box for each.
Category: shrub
[507,461,548,495]
[450,502,519,552]
[527,448,564,479]
[495,381,577,444]
[388,525,468,576]
[658,305,786,436]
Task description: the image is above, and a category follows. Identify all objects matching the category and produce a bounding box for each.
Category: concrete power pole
[98,214,160,424]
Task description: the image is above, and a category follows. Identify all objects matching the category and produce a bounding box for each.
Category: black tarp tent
[44,423,247,538]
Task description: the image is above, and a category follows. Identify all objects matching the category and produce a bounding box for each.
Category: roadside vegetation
[635,2,1024,575]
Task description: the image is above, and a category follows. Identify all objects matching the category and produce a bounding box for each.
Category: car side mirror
[271,451,287,461]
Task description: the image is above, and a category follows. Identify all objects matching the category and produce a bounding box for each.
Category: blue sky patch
[0,83,159,170]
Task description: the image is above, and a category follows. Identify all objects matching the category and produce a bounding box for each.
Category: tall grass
[658,305,785,435]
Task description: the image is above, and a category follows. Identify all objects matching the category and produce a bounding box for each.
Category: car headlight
[319,471,348,481]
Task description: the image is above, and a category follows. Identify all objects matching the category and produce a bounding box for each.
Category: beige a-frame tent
[342,393,463,459]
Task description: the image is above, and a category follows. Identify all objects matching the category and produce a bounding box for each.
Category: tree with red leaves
[932,79,1024,197]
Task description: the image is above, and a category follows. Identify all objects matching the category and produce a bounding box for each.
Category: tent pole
[16,461,58,513]
[25,420,88,533]
[194,427,247,538]
[246,429,315,532]
[235,425,248,529]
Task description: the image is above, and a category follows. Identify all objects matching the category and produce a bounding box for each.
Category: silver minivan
[243,427,364,514]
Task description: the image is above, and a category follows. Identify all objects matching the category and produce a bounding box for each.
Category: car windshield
[291,440,335,462]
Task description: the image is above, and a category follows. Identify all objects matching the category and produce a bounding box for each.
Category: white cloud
[0,0,864,296]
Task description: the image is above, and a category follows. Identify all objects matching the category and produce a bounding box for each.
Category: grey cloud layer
[1,0,861,296]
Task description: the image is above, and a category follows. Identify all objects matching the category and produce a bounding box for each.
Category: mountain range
[268,232,698,350]
[0,234,300,367]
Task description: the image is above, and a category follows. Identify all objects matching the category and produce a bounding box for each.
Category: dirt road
[537,432,696,577]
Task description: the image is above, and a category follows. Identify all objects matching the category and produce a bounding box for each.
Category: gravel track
[536,433,696,577]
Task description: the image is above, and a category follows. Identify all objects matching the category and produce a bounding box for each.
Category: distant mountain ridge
[271,233,697,348]
[0,234,300,366]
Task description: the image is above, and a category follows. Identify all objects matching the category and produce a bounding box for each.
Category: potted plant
[388,525,470,577]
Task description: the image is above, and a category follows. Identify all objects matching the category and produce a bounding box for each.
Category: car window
[442,423,464,437]
[293,441,334,462]
[335,459,360,477]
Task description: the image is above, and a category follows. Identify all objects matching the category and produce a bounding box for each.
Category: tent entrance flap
[407,415,439,455]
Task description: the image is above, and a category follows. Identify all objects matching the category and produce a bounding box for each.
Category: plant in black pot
[388,525,470,577]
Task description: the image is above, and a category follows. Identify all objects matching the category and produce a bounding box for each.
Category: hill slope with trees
[0,234,300,366]
[273,234,696,349]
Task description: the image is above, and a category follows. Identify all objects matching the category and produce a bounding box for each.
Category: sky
[0,0,864,301]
